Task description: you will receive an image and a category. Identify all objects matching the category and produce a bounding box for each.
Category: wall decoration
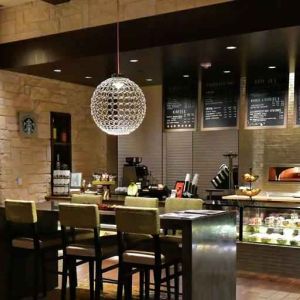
[246,74,288,128]
[202,76,238,130]
[19,112,38,137]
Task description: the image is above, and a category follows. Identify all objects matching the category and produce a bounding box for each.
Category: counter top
[222,194,300,203]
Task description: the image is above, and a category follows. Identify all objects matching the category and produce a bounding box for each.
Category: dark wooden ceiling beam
[0,0,300,69]
[41,0,70,4]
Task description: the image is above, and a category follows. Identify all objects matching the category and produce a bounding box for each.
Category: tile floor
[48,257,300,299]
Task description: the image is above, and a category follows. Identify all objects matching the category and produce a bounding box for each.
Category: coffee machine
[122,157,149,187]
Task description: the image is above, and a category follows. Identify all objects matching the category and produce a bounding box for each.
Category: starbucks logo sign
[19,112,38,137]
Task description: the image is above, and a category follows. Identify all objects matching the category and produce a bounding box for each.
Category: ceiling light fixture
[90,0,146,136]
[130,59,139,63]
[268,66,276,69]
[53,69,61,73]
[226,46,237,50]
[223,70,231,74]
[85,76,92,79]
[183,74,190,78]
[146,78,153,82]
[200,62,212,69]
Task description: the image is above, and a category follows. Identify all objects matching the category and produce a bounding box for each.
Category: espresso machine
[122,157,149,188]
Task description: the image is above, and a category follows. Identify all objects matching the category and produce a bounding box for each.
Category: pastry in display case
[242,206,300,247]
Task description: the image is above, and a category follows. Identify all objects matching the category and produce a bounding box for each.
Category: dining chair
[59,203,118,300]
[116,206,181,300]
[124,196,159,208]
[5,199,62,300]
[71,194,102,205]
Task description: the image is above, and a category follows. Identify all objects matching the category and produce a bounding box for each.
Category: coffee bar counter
[205,194,300,279]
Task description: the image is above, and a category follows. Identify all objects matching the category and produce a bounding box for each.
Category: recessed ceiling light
[183,74,190,78]
[268,66,276,69]
[223,70,231,74]
[200,62,212,69]
[85,76,92,79]
[53,69,62,73]
[145,78,153,82]
[226,46,237,50]
[130,59,139,63]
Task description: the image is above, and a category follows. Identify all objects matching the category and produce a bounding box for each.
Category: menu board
[295,74,300,125]
[247,75,287,127]
[202,78,238,129]
[164,80,197,130]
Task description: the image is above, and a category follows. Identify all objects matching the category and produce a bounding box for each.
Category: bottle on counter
[191,173,199,196]
[183,173,191,194]
[55,154,61,170]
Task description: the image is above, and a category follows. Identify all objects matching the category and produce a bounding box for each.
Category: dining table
[0,201,236,300]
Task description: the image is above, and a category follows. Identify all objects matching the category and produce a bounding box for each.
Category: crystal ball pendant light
[91,75,146,135]
[90,0,146,135]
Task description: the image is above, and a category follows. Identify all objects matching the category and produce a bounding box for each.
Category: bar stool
[116,207,182,300]
[5,199,62,300]
[59,203,118,300]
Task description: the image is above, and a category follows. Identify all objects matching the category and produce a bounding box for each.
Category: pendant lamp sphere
[91,76,146,135]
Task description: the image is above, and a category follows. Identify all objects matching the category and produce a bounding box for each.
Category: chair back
[71,194,102,205]
[59,203,99,229]
[116,207,160,235]
[5,200,37,224]
[124,196,158,208]
[165,198,203,213]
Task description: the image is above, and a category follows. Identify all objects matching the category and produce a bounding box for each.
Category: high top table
[0,202,236,300]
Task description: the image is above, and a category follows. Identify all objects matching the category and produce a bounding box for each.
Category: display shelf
[50,112,72,196]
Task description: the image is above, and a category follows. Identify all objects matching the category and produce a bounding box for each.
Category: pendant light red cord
[116,0,120,75]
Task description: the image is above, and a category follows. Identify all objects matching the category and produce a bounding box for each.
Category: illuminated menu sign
[247,75,287,127]
[202,79,238,129]
[164,80,197,130]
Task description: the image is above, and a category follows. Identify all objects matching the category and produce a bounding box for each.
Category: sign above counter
[202,77,238,130]
[246,74,288,128]
[163,79,198,131]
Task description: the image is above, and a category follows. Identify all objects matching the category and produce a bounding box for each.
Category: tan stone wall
[239,72,300,194]
[0,70,107,201]
[0,0,232,44]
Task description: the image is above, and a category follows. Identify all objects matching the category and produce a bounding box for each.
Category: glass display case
[242,205,300,247]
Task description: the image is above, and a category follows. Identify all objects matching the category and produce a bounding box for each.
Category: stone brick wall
[0,70,107,201]
[0,0,232,44]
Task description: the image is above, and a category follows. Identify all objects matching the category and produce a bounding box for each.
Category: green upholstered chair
[165,197,204,212]
[124,196,159,208]
[59,203,118,300]
[116,207,181,300]
[71,194,102,205]
[5,199,62,300]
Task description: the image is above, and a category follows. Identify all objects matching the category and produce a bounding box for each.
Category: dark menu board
[295,74,300,125]
[202,78,238,129]
[247,75,287,127]
[164,80,197,130]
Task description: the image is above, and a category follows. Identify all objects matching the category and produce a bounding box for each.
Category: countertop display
[222,194,300,203]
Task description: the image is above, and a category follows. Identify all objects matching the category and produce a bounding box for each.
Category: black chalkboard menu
[164,79,197,131]
[202,78,238,129]
[295,74,300,125]
[247,74,287,127]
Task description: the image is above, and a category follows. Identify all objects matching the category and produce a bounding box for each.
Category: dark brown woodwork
[41,0,70,4]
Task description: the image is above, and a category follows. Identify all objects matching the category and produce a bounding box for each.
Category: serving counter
[205,194,300,279]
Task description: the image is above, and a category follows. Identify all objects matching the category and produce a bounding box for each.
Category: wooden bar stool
[116,207,182,300]
[5,199,62,300]
[59,203,118,300]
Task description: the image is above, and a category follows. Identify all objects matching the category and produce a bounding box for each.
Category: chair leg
[165,266,171,300]
[33,251,39,300]
[61,256,68,300]
[95,259,102,300]
[89,260,95,300]
[69,258,77,300]
[145,269,150,300]
[153,268,161,300]
[41,251,47,297]
[174,264,179,300]
[139,270,144,299]
[124,266,132,300]
[117,264,124,300]
[8,249,14,300]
